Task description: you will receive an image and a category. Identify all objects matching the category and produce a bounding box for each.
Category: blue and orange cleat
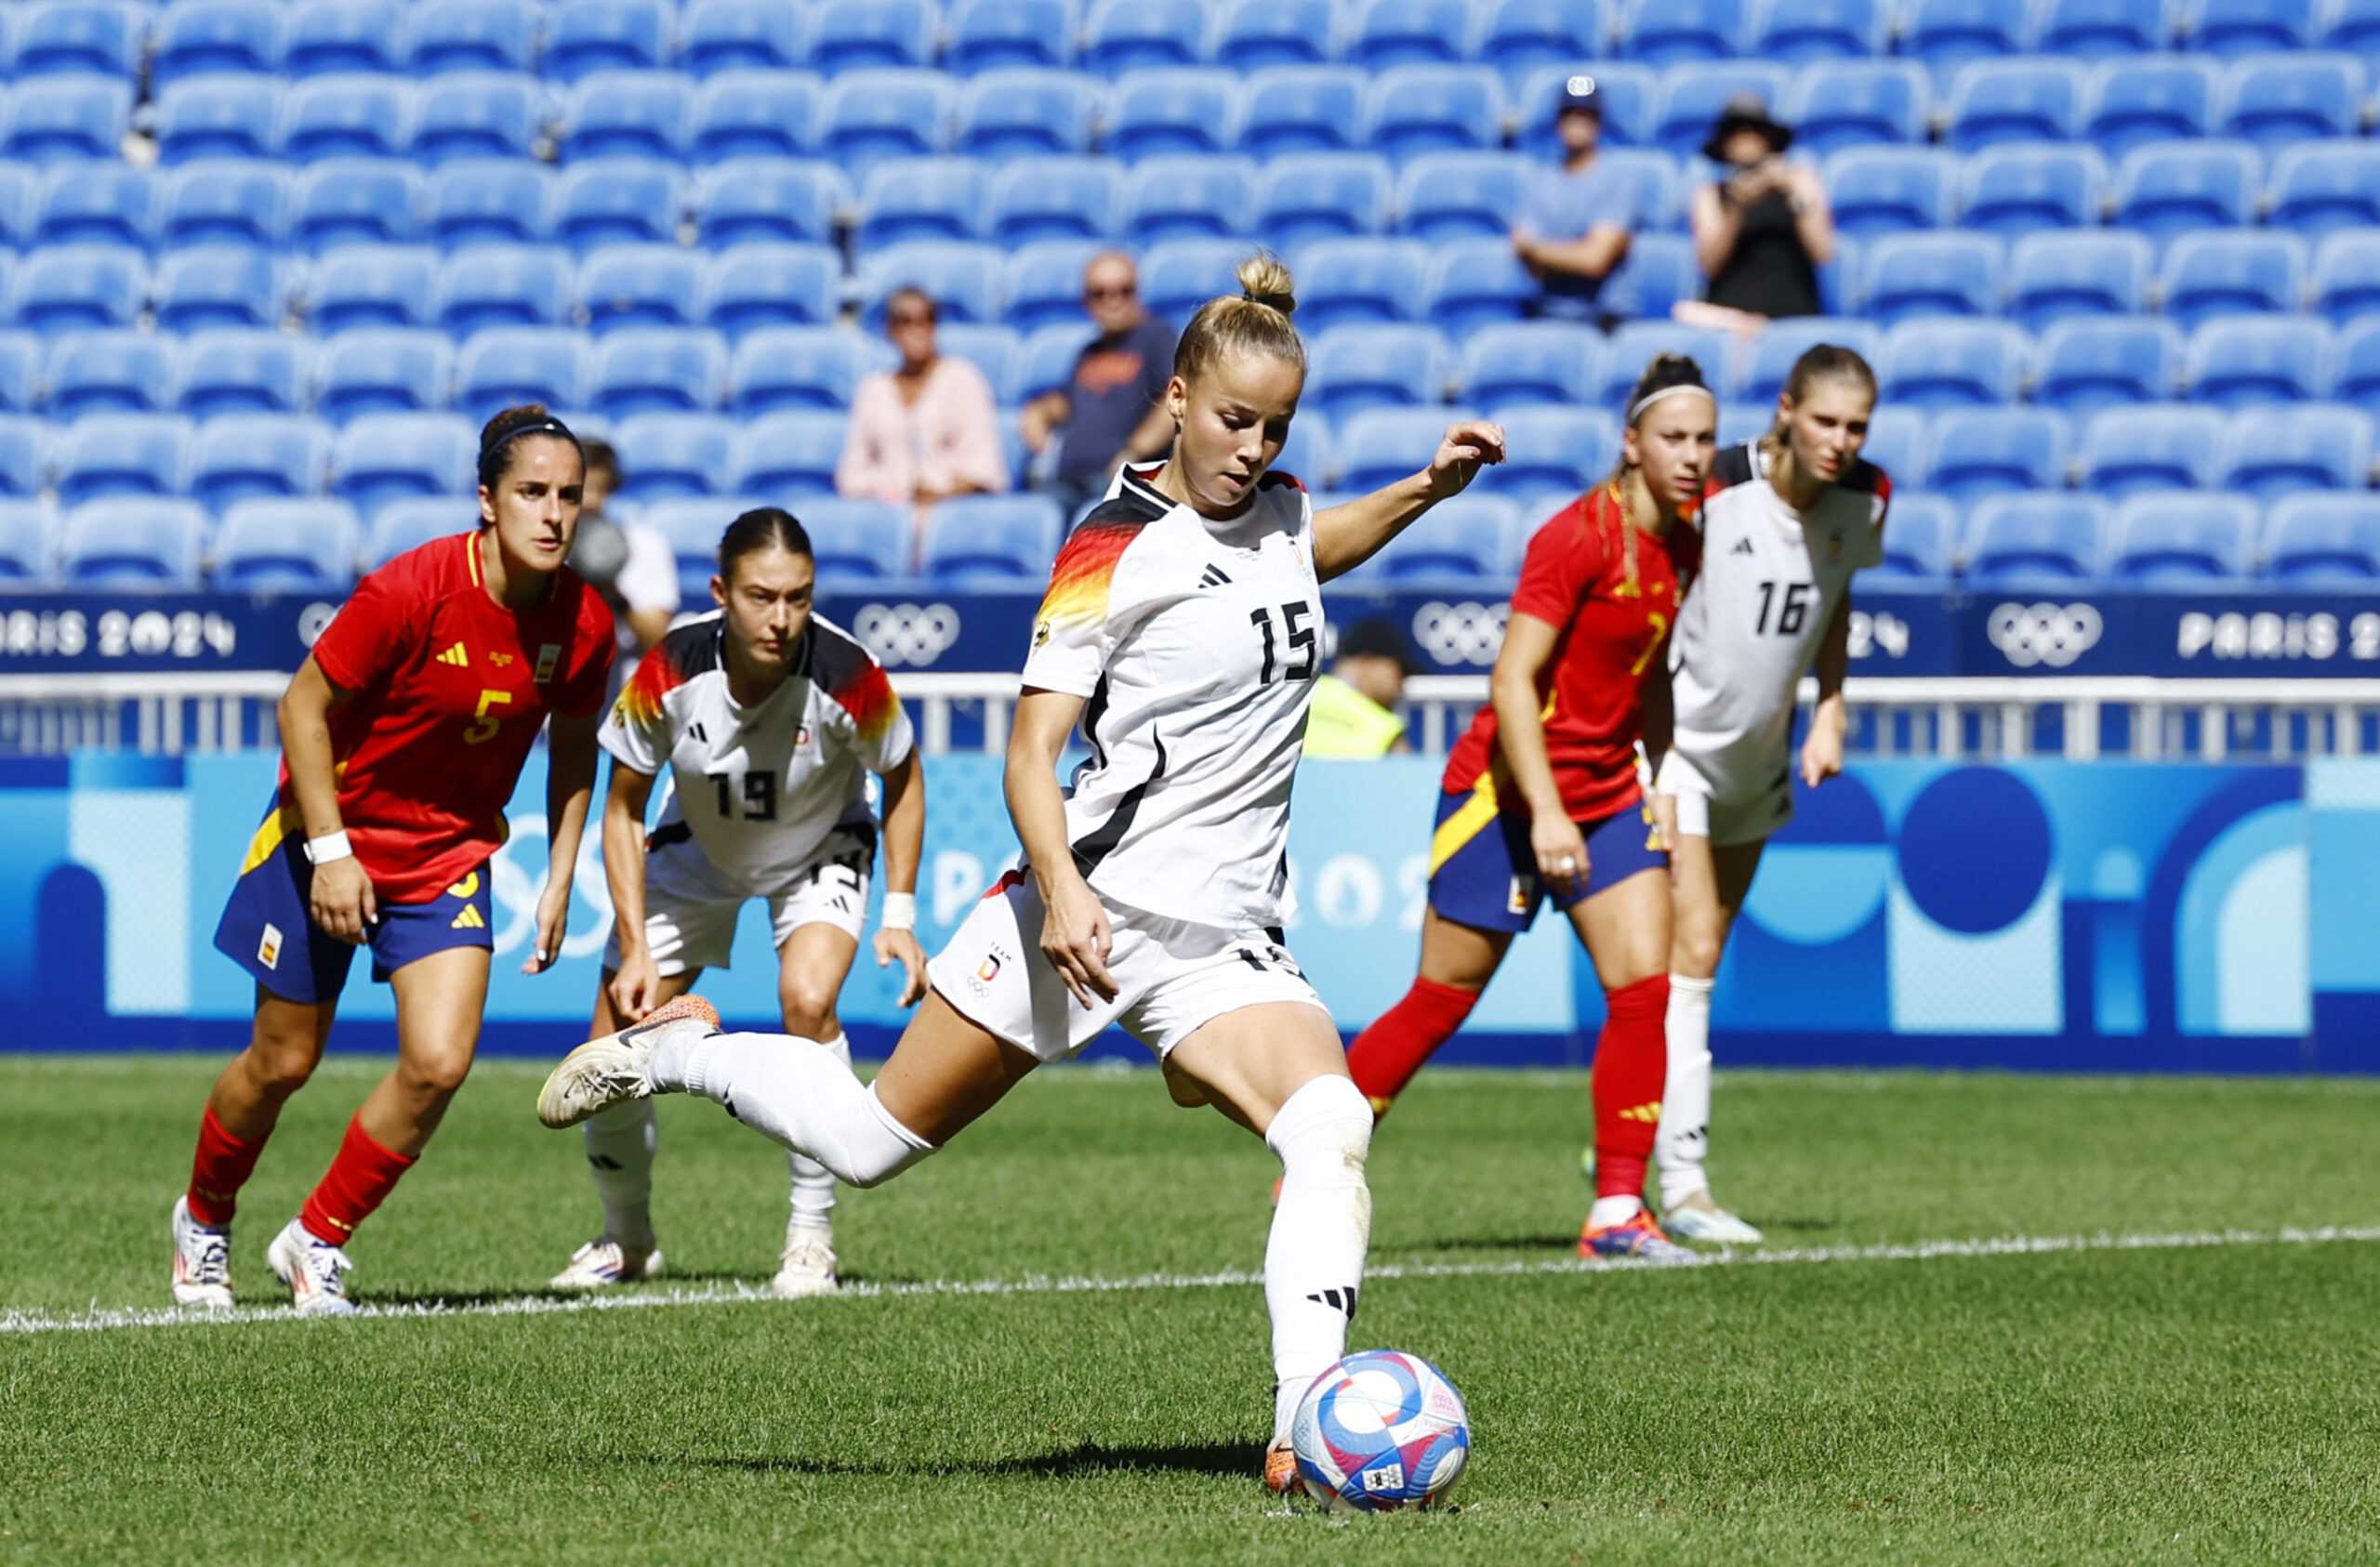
[1579,1207,1699,1265]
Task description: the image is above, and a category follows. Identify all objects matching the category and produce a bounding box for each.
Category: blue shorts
[212,805,495,1006]
[1425,783,1668,936]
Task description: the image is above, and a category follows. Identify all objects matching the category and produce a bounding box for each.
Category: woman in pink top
[836,287,1010,509]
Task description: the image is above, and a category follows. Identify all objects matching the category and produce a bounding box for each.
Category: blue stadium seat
[1393,152,1527,243]
[921,494,1064,582]
[821,71,956,174]
[859,243,1004,326]
[608,412,737,501]
[190,414,334,512]
[1080,0,1210,78]
[2041,0,2176,55]
[731,411,849,498]
[1106,71,1240,162]
[36,165,154,249]
[1368,494,1517,581]
[1944,59,2084,151]
[1339,407,1479,491]
[0,167,37,250]
[1480,0,1610,78]
[435,244,574,333]
[453,327,591,418]
[156,74,281,165]
[285,1,401,76]
[1733,319,1884,404]
[2191,0,2319,55]
[1140,239,1253,325]
[1752,0,1886,59]
[1866,492,1954,583]
[1259,155,1392,248]
[1857,233,2003,324]
[946,0,1077,74]
[0,417,45,498]
[1652,66,1792,159]
[5,76,132,164]
[958,70,1100,159]
[692,72,824,163]
[12,3,147,78]
[935,323,1021,403]
[2082,58,2221,159]
[161,161,289,250]
[2034,318,2183,414]
[794,496,912,581]
[579,245,703,334]
[10,246,145,336]
[1517,65,1659,153]
[858,159,987,250]
[1880,320,2030,409]
[403,0,536,72]
[1347,0,1472,69]
[1004,241,1105,332]
[1293,240,1432,332]
[1604,232,1699,322]
[2080,402,2227,496]
[1855,405,1929,485]
[2320,0,2380,49]
[2219,403,2372,499]
[554,161,681,254]
[1306,323,1452,420]
[177,329,310,418]
[1594,322,1734,404]
[1477,406,1616,495]
[2161,231,2307,327]
[2269,140,2380,240]
[412,72,542,165]
[47,333,177,419]
[2112,139,2260,243]
[2314,233,2380,323]
[1960,146,2108,238]
[729,326,881,414]
[0,335,37,415]
[1239,68,1367,159]
[60,498,207,590]
[2105,492,2255,584]
[590,328,728,417]
[1120,157,1257,245]
[1620,0,1744,61]
[294,159,423,254]
[331,413,475,517]
[544,0,673,85]
[1923,408,2072,503]
[2263,494,2380,584]
[215,498,362,593]
[1605,148,1686,235]
[1963,494,2107,585]
[811,0,937,75]
[309,244,435,333]
[1825,149,1958,239]
[2218,53,2362,151]
[1365,65,1506,158]
[428,160,552,250]
[1783,61,1929,154]
[153,2,284,89]
[680,0,800,75]
[705,244,841,336]
[641,494,752,592]
[365,497,472,566]
[1422,238,1538,335]
[694,160,843,248]
[562,72,690,164]
[2186,314,2330,406]
[281,73,413,164]
[315,328,453,422]
[2007,232,2153,329]
[1016,321,1097,401]
[1216,0,1342,69]
[156,245,287,333]
[0,498,51,585]
[1903,0,2036,79]
[1274,411,1335,490]
[56,414,193,507]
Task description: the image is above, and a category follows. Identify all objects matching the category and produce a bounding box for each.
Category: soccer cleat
[1662,1192,1765,1244]
[549,1237,664,1290]
[265,1218,359,1315]
[1263,1441,1299,1495]
[770,1226,839,1299]
[1579,1207,1699,1265]
[169,1195,234,1310]
[536,994,721,1128]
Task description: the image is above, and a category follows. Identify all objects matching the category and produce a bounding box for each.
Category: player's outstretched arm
[1800,593,1852,789]
[1005,688,1116,1010]
[872,749,929,1007]
[1311,419,1505,581]
[1491,612,1592,898]
[280,654,376,942]
[601,758,662,1018]
[528,713,602,974]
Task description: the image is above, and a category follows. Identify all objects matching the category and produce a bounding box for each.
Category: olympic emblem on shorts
[1410,600,1510,667]
[853,603,962,667]
[1986,601,2104,670]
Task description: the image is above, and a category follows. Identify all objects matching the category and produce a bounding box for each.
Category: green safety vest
[1302,674,1406,759]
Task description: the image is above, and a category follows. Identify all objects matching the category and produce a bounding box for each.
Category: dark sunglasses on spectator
[1084,283,1136,302]
[888,309,934,325]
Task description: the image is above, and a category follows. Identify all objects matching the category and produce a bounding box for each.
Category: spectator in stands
[564,439,681,656]
[1021,251,1178,525]
[1304,618,1415,758]
[1514,75,1637,323]
[837,286,1010,521]
[1686,95,1835,329]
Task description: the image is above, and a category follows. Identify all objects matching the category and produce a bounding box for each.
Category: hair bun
[1235,252,1297,316]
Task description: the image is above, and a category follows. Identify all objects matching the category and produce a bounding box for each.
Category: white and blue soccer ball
[1289,1350,1471,1513]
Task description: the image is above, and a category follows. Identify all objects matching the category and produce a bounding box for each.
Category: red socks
[186,1107,265,1228]
[1345,978,1482,1114]
[1592,974,1670,1203]
[298,1116,416,1244]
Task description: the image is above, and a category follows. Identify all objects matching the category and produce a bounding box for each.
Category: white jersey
[601,611,914,896]
[1667,441,1889,781]
[1023,462,1322,929]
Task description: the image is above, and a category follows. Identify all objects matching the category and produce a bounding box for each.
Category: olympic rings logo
[1986,601,2103,669]
[1409,600,1509,666]
[853,602,961,666]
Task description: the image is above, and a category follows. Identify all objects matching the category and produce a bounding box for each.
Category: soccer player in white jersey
[1651,343,1887,1243]
[549,507,927,1297]
[536,255,1504,1492]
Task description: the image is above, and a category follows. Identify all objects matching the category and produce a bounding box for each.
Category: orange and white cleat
[1263,1441,1300,1496]
[536,994,721,1129]
[266,1218,359,1315]
[169,1195,234,1310]
[1579,1206,1699,1265]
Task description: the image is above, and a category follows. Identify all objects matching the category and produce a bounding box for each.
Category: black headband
[479,416,582,488]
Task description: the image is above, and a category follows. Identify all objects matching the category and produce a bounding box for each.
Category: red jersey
[1442,484,1699,821]
[286,532,615,902]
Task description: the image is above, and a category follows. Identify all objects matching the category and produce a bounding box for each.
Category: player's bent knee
[399,1049,474,1100]
[778,987,839,1038]
[1672,922,1725,979]
[1265,1074,1374,1181]
[243,1040,318,1097]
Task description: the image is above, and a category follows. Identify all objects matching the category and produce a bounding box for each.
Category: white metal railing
[2,670,2378,762]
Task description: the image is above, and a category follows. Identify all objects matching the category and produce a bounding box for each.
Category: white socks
[581,1099,658,1252]
[786,1034,851,1231]
[648,1028,934,1189]
[1655,974,1715,1205]
[1263,1074,1375,1442]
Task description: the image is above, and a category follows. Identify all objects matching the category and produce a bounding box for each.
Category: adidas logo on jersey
[437,642,470,666]
[1197,563,1232,588]
[449,904,486,930]
[1731,536,1756,557]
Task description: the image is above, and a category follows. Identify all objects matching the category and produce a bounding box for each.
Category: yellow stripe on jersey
[238,803,301,877]
[1428,773,1502,877]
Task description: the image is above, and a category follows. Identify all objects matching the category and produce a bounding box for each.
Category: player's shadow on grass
[643,1441,1252,1481]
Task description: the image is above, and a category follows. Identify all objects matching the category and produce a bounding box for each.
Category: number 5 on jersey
[1250,601,1316,684]
[462,688,512,744]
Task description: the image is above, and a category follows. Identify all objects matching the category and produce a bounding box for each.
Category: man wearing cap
[1687,94,1835,324]
[1513,75,1638,323]
[1304,618,1415,759]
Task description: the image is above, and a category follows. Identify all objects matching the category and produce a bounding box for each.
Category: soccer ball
[1289,1350,1470,1512]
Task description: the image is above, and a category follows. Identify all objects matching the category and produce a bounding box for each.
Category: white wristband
[303,830,353,865]
[880,892,917,932]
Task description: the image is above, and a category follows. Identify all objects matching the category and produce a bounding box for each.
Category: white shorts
[926,872,1328,1062]
[604,827,875,977]
[1657,744,1794,848]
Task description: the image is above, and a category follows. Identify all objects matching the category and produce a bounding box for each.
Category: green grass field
[6,1055,2379,1564]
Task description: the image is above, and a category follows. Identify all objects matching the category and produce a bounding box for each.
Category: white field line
[9,1223,2380,1337]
